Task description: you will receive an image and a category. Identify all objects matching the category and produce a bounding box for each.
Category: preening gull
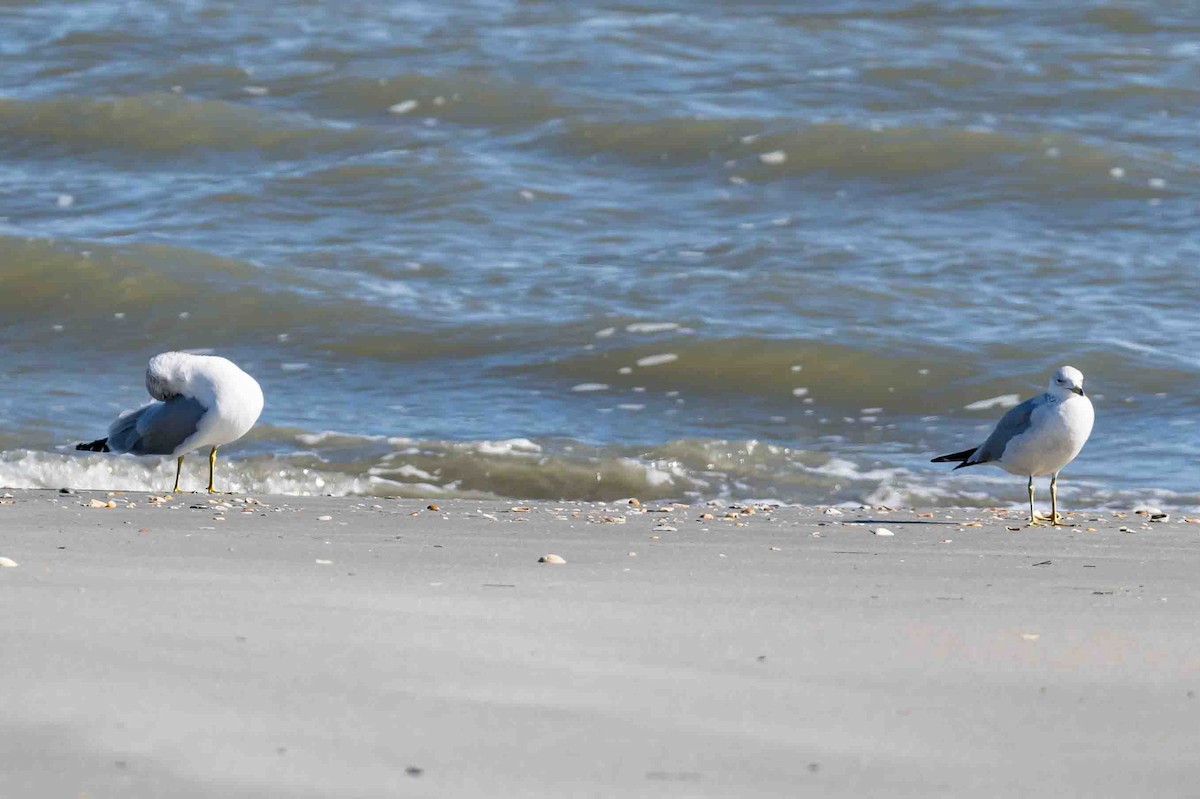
[932,366,1094,526]
[77,352,264,493]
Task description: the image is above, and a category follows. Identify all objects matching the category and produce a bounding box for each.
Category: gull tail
[931,447,978,470]
[76,438,111,453]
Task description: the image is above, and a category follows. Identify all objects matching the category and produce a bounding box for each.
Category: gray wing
[967,394,1045,465]
[107,396,207,456]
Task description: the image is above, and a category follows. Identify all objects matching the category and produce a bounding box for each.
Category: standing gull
[932,366,1094,526]
[76,352,264,493]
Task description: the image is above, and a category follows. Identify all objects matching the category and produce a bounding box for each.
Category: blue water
[1,1,1198,507]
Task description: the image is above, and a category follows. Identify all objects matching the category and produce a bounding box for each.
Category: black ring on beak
[1071,386,1085,396]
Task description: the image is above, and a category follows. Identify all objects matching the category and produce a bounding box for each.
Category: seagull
[932,366,1094,526]
[76,352,264,493]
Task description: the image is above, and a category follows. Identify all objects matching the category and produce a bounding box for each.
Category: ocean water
[2,0,1198,508]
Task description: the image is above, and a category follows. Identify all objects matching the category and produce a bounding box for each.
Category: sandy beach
[2,490,1199,797]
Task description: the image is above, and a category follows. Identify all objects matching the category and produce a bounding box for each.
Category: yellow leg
[207,446,219,494]
[1027,476,1048,526]
[173,456,185,493]
[1049,473,1068,526]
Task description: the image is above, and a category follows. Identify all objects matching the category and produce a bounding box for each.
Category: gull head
[1049,365,1085,398]
[146,351,203,401]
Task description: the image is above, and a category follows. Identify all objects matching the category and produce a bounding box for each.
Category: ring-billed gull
[932,366,1094,526]
[76,352,264,493]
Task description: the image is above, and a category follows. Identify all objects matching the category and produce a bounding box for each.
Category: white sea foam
[964,394,1020,411]
[0,450,371,496]
[393,464,435,480]
[471,439,543,456]
[636,353,678,367]
[297,431,387,446]
[617,458,675,487]
[388,100,419,115]
[625,322,678,334]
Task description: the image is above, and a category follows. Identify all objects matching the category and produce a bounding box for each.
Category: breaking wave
[3,433,1196,511]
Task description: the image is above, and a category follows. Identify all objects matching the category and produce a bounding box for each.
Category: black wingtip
[76,438,110,453]
[931,447,978,466]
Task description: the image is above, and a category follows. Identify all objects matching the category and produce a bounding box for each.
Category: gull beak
[1071,386,1085,396]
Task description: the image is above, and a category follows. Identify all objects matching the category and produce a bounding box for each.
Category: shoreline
[3,443,1181,514]
[4,489,1200,797]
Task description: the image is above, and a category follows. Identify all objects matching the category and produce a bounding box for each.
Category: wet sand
[3,489,1200,798]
